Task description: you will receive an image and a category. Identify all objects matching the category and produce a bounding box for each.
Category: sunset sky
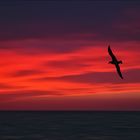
[0,1,140,110]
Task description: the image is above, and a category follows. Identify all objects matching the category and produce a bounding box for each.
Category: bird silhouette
[108,45,123,79]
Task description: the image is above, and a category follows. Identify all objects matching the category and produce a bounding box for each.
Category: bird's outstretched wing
[116,64,123,79]
[108,46,117,61]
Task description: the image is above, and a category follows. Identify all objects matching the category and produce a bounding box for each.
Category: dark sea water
[0,111,140,140]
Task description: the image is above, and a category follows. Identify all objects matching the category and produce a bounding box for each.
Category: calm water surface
[0,111,140,140]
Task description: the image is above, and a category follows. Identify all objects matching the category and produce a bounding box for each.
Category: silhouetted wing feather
[108,46,117,60]
[116,64,123,79]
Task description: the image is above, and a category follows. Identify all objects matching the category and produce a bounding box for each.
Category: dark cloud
[11,69,43,77]
[45,59,89,69]
[0,83,13,89]
[0,83,26,90]
[0,39,89,54]
[111,7,140,41]
[0,90,64,102]
[0,1,139,42]
[33,68,140,84]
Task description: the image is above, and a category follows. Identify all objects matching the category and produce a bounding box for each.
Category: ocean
[0,111,140,140]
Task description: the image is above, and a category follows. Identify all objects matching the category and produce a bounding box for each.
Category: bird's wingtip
[121,76,123,79]
[108,45,111,50]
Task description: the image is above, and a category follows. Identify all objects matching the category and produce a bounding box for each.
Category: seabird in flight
[108,45,123,79]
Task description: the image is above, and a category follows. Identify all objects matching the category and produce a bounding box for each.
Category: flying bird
[108,45,123,79]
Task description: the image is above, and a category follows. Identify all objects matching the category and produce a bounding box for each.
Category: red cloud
[0,37,140,110]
